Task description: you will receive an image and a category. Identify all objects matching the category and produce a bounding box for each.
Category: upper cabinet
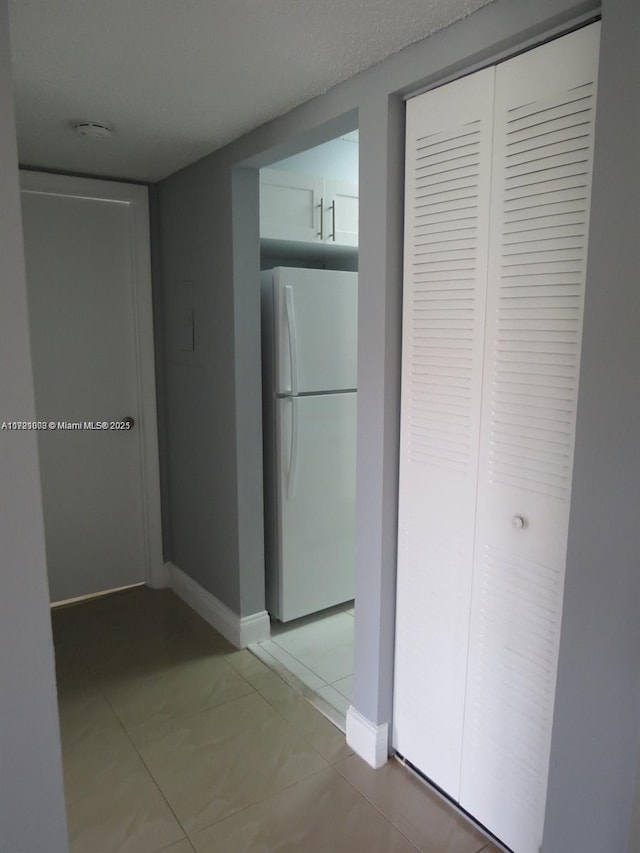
[260,169,358,248]
[324,178,358,247]
[259,170,324,244]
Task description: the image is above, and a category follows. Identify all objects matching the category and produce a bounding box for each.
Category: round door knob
[512,515,527,530]
[123,416,135,430]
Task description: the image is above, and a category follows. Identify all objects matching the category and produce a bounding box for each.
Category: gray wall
[158,0,640,849]
[543,0,640,850]
[0,1,69,849]
[231,168,267,616]
[629,744,640,853]
[159,163,242,609]
[148,184,172,561]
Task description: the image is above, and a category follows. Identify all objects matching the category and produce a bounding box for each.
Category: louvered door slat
[459,24,600,853]
[393,67,494,800]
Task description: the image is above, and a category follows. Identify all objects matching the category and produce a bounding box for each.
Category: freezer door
[273,268,357,394]
[274,392,356,621]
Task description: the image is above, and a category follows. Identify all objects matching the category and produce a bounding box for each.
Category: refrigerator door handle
[287,397,299,500]
[284,285,299,396]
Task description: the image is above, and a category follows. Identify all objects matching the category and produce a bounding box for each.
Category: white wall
[0,2,69,849]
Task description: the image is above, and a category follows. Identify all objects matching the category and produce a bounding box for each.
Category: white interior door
[276,392,356,621]
[393,66,495,798]
[20,173,163,603]
[459,25,600,853]
[394,22,599,853]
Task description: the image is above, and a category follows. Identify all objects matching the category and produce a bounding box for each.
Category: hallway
[52,587,498,852]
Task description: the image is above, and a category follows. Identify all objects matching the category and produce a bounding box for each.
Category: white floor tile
[270,612,354,683]
[332,676,353,700]
[256,640,325,692]
[316,685,351,717]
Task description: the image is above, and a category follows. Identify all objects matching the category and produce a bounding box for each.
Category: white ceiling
[8,0,494,183]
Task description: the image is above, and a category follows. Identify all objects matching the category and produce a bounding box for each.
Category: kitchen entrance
[250,130,359,729]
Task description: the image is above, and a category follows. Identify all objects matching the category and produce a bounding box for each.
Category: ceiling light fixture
[73,121,113,140]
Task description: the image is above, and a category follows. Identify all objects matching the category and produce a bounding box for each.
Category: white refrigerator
[262,267,357,622]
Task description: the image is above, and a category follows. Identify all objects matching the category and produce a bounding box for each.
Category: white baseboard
[346,706,389,769]
[166,562,270,649]
[238,609,272,645]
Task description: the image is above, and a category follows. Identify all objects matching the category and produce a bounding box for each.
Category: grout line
[79,652,329,846]
[267,634,353,685]
[97,676,333,848]
[249,644,347,731]
[255,682,353,767]
[335,754,495,853]
[333,763,423,853]
[260,637,332,688]
[222,651,353,765]
[54,611,264,848]
[396,756,505,853]
[188,764,333,841]
[104,680,264,742]
[157,838,197,853]
[252,637,353,711]
[55,592,362,852]
[56,662,192,852]
[96,682,193,847]
[250,643,326,695]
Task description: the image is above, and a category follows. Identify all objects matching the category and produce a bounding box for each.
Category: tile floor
[51,586,500,853]
[251,602,355,727]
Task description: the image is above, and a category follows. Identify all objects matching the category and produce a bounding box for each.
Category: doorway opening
[250,129,359,730]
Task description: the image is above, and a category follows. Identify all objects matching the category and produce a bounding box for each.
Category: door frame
[19,170,166,592]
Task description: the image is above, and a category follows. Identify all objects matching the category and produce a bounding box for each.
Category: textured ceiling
[8,0,494,183]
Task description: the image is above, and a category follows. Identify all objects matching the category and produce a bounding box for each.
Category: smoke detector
[73,121,113,140]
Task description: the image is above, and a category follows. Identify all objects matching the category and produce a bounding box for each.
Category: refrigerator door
[273,267,357,395]
[274,391,356,621]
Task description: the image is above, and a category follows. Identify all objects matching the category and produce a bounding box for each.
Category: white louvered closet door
[393,68,494,799]
[459,24,600,853]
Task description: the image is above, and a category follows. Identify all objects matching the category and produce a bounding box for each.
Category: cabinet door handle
[328,200,336,242]
[317,197,324,239]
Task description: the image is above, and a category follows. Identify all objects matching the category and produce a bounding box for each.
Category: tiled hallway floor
[251,602,355,728]
[51,586,499,853]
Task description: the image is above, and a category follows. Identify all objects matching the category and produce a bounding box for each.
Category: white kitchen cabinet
[259,170,324,244]
[260,169,358,247]
[323,178,358,247]
[393,23,600,853]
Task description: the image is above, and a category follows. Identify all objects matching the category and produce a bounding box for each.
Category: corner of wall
[166,562,270,647]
